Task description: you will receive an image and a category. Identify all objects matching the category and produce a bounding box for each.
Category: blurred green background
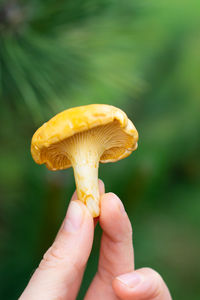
[0,0,200,299]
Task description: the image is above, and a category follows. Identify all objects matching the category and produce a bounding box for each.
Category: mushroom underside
[41,120,135,170]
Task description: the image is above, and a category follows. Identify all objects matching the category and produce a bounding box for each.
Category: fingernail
[64,201,83,232]
[116,272,141,288]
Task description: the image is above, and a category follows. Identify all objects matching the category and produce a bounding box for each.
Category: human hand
[19,180,172,300]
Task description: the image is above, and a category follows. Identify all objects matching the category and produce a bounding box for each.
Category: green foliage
[0,0,200,299]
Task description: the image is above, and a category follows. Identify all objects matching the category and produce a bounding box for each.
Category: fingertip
[74,200,94,222]
[100,192,126,217]
[71,190,78,201]
[63,200,94,235]
[98,178,105,195]
[112,271,143,299]
[113,271,145,300]
[113,268,171,300]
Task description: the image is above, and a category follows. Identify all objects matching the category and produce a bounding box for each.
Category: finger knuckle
[38,243,65,270]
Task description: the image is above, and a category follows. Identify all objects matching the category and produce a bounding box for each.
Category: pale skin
[19,180,172,300]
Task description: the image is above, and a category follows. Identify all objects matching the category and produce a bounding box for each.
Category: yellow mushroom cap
[31,104,138,170]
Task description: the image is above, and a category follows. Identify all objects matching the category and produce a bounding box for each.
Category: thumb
[112,268,172,300]
[19,200,94,300]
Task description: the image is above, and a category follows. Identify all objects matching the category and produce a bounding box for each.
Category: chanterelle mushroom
[31,104,138,217]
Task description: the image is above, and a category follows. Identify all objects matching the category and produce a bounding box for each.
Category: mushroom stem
[72,159,100,217]
[65,133,102,217]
